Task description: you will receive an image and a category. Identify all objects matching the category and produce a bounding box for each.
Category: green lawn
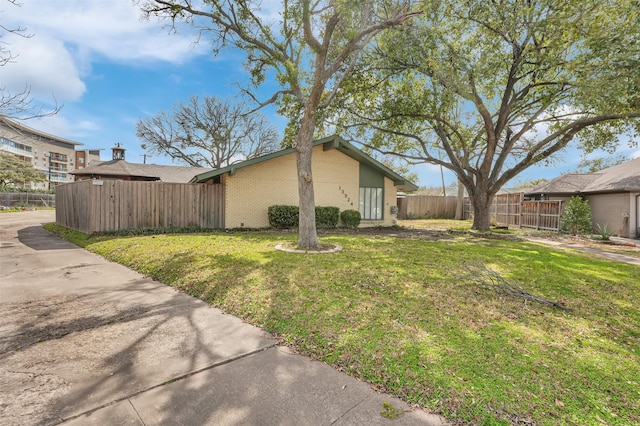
[46,224,640,425]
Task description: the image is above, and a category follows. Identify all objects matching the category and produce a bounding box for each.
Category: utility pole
[140,154,151,164]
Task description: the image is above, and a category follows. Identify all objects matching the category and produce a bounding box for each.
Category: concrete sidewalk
[524,236,640,266]
[0,211,446,426]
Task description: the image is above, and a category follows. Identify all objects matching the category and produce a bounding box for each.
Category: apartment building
[0,116,101,189]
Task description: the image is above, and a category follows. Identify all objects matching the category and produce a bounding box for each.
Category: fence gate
[520,200,564,231]
[495,193,523,227]
[464,194,564,231]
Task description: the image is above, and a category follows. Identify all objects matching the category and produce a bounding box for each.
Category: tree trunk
[295,111,320,249]
[455,179,464,220]
[471,192,494,230]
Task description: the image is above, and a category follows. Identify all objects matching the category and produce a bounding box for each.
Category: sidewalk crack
[330,396,368,425]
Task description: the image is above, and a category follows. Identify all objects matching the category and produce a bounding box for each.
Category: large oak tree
[338,0,640,230]
[140,0,419,248]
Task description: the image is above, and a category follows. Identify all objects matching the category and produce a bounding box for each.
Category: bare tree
[140,0,419,249]
[137,96,279,168]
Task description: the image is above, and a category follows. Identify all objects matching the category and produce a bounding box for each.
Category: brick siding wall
[224,145,398,228]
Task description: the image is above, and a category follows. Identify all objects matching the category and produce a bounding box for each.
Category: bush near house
[268,205,340,229]
[340,209,361,228]
[268,205,299,228]
[561,196,593,235]
[315,206,340,228]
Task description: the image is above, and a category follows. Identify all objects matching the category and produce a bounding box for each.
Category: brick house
[525,157,640,238]
[191,135,418,228]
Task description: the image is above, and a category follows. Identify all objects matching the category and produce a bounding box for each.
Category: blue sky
[2,0,638,189]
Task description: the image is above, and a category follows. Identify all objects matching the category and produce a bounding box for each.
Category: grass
[45,222,640,425]
[0,206,55,213]
[401,219,640,259]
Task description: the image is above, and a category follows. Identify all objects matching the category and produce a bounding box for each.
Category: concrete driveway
[0,211,445,426]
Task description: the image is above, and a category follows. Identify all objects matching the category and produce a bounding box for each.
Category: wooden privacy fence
[520,200,564,231]
[56,180,225,234]
[495,193,523,227]
[397,195,458,219]
[464,193,564,231]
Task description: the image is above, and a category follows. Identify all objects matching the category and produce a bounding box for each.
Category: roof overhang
[0,115,84,146]
[190,135,419,191]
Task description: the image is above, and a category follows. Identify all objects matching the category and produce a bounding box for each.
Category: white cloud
[4,0,204,63]
[1,0,206,104]
[630,149,640,159]
[25,114,99,142]
[2,34,86,102]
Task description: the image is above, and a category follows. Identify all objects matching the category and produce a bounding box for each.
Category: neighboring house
[191,135,418,228]
[0,115,100,189]
[525,157,640,238]
[70,145,213,183]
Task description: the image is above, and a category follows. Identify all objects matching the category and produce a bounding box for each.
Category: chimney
[112,143,125,160]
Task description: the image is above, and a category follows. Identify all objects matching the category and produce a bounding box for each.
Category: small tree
[0,152,47,186]
[561,196,593,235]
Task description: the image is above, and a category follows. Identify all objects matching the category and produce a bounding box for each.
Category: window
[359,187,383,220]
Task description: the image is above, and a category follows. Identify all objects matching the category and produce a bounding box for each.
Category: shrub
[268,205,299,228]
[594,223,613,241]
[561,196,593,235]
[0,184,54,194]
[340,209,361,228]
[315,206,340,229]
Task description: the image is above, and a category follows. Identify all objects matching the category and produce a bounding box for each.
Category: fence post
[536,201,541,230]
[516,193,521,228]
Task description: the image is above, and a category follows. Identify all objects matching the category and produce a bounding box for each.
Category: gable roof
[70,159,213,183]
[190,135,419,191]
[526,157,640,195]
[582,157,640,192]
[526,173,601,195]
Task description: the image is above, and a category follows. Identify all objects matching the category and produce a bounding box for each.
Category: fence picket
[55,180,225,233]
[464,193,564,231]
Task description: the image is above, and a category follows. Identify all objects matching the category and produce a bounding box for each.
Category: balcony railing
[49,172,68,182]
[1,139,34,158]
[50,153,68,162]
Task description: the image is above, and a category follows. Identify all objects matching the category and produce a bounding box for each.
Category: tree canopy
[575,154,628,173]
[337,0,640,229]
[137,96,280,169]
[0,152,47,186]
